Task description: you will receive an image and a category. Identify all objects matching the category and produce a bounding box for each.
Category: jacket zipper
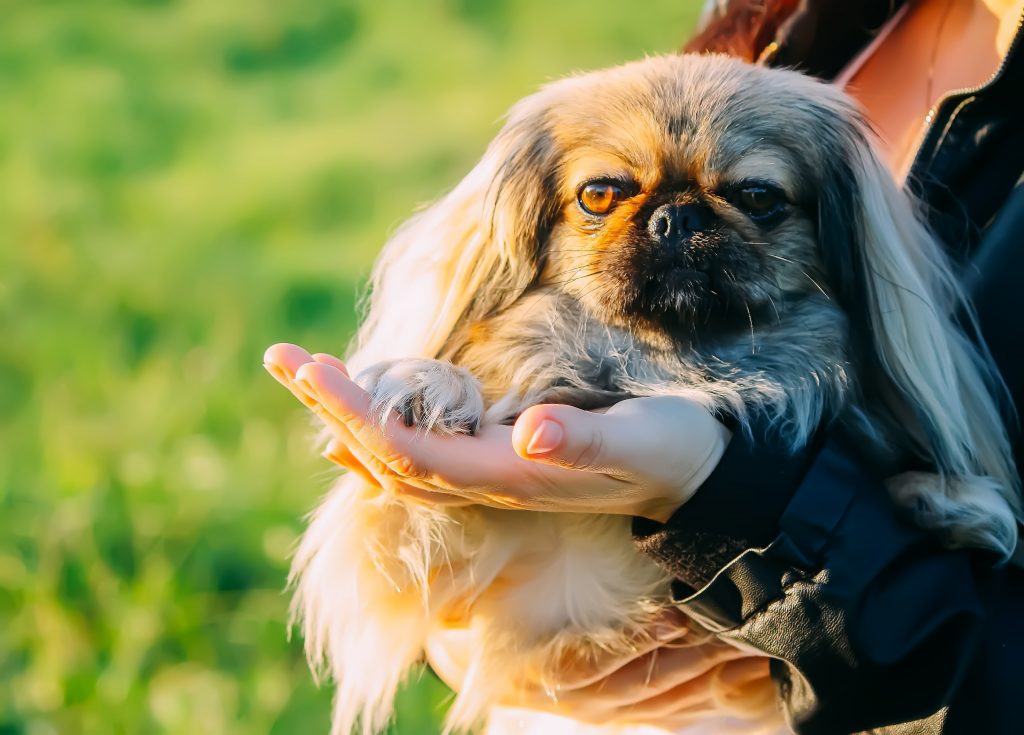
[905,9,1024,178]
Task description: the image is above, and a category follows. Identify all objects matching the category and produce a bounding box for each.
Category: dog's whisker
[544,264,591,279]
[539,270,596,290]
[764,253,830,298]
[561,270,607,288]
[643,647,659,687]
[518,270,606,321]
[800,270,829,297]
[543,270,607,290]
[767,293,782,325]
[574,278,608,305]
[543,262,601,279]
[547,247,607,254]
[744,300,756,354]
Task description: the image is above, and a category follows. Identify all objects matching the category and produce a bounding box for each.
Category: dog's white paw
[356,358,485,435]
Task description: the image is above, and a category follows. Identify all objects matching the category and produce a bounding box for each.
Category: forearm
[635,432,990,734]
[634,424,820,591]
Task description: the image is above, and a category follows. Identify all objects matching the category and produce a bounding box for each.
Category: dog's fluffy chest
[438,507,671,641]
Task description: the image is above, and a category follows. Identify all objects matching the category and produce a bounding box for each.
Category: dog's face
[511,56,851,344]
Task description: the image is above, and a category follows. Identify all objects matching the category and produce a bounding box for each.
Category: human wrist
[636,419,733,523]
[684,418,733,497]
[633,419,824,589]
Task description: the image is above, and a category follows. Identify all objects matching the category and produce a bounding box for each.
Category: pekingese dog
[289,54,1020,734]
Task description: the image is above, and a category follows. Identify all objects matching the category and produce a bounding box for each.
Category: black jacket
[634,4,1024,733]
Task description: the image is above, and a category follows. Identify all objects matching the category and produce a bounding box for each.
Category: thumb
[511,403,625,473]
[512,397,731,486]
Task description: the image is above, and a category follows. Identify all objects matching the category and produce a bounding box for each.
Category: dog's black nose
[647,203,713,245]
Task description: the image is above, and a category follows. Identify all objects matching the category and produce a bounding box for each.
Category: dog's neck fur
[447,287,853,451]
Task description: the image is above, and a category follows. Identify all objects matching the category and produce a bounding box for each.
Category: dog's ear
[350,93,562,371]
[817,108,1020,558]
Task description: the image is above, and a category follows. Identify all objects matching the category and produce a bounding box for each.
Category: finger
[293,361,434,479]
[512,398,730,519]
[512,399,707,474]
[710,657,776,710]
[527,610,690,693]
[424,627,474,692]
[523,637,675,704]
[316,400,466,498]
[292,362,509,492]
[268,347,472,503]
[715,656,772,689]
[264,342,315,376]
[393,485,478,508]
[512,402,656,474]
[511,404,572,462]
[293,362,484,501]
[312,352,350,377]
[322,438,382,488]
[613,666,721,720]
[265,345,420,488]
[292,362,636,510]
[266,353,441,494]
[618,657,773,721]
[430,423,633,510]
[264,343,319,407]
[280,356,626,511]
[523,667,723,726]
[547,640,749,711]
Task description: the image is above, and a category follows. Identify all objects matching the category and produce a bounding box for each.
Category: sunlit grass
[0,1,699,732]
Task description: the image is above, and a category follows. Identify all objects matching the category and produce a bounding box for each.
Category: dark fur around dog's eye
[726,182,788,223]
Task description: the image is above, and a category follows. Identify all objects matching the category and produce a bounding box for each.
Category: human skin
[841,0,1023,178]
[263,342,767,721]
[263,343,731,522]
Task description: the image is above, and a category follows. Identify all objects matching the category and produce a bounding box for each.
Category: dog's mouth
[662,267,710,286]
[583,233,769,338]
[616,257,758,338]
[631,267,716,318]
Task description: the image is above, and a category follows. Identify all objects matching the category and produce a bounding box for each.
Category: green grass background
[0,1,701,732]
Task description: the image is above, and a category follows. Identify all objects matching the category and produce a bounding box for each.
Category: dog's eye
[732,185,786,221]
[578,182,625,216]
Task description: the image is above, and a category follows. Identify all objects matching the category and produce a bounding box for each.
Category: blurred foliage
[0,1,700,733]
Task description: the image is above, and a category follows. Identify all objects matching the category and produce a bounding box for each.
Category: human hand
[263,343,731,522]
[263,343,732,520]
[425,615,775,727]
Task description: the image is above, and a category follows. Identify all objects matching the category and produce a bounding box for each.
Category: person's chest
[840,0,1023,180]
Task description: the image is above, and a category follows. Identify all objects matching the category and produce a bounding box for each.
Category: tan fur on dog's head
[354,54,1019,558]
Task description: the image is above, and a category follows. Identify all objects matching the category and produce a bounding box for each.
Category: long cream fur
[289,54,1021,735]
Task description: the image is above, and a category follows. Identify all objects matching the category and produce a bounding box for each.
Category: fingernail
[526,419,563,455]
